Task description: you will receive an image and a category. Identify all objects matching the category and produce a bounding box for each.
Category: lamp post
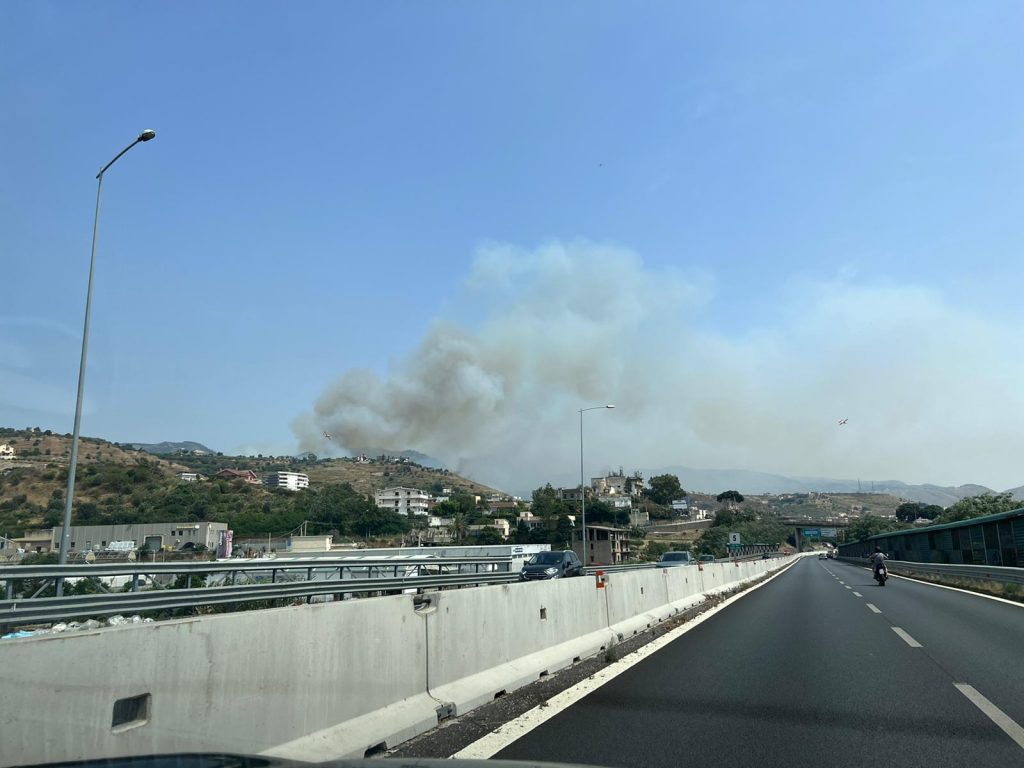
[579,404,614,565]
[56,130,157,595]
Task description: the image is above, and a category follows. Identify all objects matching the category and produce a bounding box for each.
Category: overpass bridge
[778,515,849,550]
[2,554,1022,767]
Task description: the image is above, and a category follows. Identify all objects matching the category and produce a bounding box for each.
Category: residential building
[629,507,650,527]
[214,468,261,484]
[264,471,310,491]
[468,519,511,539]
[598,494,632,509]
[517,511,546,530]
[0,443,15,460]
[50,522,229,554]
[487,499,519,514]
[591,470,645,498]
[12,529,54,554]
[375,486,430,516]
[176,471,203,483]
[572,524,631,565]
[557,487,589,503]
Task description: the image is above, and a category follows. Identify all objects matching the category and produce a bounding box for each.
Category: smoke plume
[295,240,1024,492]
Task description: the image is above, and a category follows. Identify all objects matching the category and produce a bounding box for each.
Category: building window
[102,541,107,547]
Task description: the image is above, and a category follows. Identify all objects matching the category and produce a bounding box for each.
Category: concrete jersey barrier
[0,555,794,766]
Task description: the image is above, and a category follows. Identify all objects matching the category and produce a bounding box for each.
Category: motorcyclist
[870,546,887,579]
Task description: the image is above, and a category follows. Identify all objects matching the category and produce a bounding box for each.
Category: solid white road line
[866,603,882,614]
[451,559,801,759]
[853,592,863,597]
[955,683,1024,750]
[891,626,922,647]
[886,572,1024,609]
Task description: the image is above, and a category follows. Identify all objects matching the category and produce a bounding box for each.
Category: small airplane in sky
[838,418,849,426]
[323,431,333,441]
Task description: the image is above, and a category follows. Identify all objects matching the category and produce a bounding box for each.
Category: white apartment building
[264,471,310,491]
[375,486,430,516]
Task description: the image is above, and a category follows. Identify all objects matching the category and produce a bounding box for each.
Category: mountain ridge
[647,465,1003,507]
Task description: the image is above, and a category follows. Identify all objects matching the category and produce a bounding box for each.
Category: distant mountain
[131,440,216,455]
[1006,485,1024,502]
[646,465,999,507]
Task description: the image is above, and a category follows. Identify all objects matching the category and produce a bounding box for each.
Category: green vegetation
[644,474,685,505]
[934,492,1021,524]
[0,457,408,539]
[716,490,745,504]
[895,502,943,523]
[694,507,789,557]
[841,515,903,542]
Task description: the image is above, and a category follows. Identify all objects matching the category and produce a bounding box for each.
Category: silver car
[655,551,695,567]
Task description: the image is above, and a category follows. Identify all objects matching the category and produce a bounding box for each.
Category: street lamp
[579,404,614,565]
[56,130,157,594]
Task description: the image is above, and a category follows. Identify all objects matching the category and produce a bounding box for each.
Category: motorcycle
[874,564,888,586]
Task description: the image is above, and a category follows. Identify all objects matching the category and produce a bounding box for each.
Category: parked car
[519,550,584,581]
[655,551,695,567]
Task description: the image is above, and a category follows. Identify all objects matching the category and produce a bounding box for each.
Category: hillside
[303,459,498,497]
[0,428,503,539]
[130,440,216,455]
[0,428,190,508]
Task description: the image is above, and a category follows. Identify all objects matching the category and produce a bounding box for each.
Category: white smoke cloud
[295,240,1024,492]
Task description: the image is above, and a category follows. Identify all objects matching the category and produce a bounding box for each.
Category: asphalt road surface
[492,556,1024,768]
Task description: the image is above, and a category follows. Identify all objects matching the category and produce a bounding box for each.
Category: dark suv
[519,550,585,581]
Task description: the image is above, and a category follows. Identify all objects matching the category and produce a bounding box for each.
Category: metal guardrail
[838,557,1024,585]
[0,556,517,626]
[1,555,512,581]
[0,569,520,625]
[584,563,656,574]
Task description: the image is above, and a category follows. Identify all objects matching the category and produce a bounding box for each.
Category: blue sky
[2,3,1023,489]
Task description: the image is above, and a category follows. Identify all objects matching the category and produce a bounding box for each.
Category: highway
[486,557,1024,767]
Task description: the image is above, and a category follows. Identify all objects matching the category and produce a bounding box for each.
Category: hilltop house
[214,468,261,484]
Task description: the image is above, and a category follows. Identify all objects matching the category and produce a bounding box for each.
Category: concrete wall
[0,556,791,766]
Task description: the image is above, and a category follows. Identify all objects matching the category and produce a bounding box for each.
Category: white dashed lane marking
[891,627,922,648]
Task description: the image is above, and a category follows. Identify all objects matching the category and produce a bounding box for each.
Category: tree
[645,474,684,506]
[554,515,575,549]
[895,502,926,523]
[451,512,469,543]
[531,484,571,521]
[472,527,504,545]
[716,490,745,505]
[843,515,902,543]
[936,492,1020,524]
[897,502,945,523]
[642,541,671,562]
